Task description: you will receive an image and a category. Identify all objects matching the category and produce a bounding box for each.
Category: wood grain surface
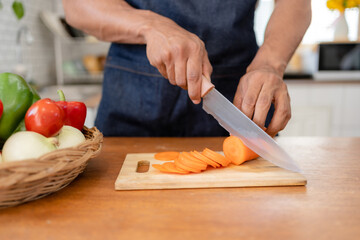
[115,153,306,190]
[1,137,360,240]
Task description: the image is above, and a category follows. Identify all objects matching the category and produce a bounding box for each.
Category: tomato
[25,99,65,137]
[0,100,3,119]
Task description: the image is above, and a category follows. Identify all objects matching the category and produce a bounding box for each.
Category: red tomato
[25,98,65,137]
[0,100,3,119]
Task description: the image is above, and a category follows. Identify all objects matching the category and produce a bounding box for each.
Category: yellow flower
[327,0,345,12]
[345,0,358,7]
[326,0,360,12]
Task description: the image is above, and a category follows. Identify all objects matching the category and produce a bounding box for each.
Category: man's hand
[233,66,291,137]
[62,0,212,104]
[233,0,311,135]
[144,17,212,104]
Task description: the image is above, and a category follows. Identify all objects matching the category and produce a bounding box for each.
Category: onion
[2,131,58,162]
[57,126,85,149]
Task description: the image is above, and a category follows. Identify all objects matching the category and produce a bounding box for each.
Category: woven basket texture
[0,126,103,209]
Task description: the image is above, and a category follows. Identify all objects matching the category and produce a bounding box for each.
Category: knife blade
[201,76,300,172]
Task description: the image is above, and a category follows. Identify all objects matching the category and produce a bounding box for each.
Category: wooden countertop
[1,137,360,240]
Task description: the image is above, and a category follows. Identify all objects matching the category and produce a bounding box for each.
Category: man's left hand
[233,66,291,137]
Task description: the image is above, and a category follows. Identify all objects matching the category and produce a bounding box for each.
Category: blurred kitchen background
[0,0,359,136]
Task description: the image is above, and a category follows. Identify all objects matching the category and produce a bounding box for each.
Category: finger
[241,82,263,119]
[252,84,274,128]
[233,76,246,110]
[157,63,169,81]
[174,59,187,89]
[202,51,213,80]
[266,92,291,136]
[186,55,202,104]
[166,63,175,86]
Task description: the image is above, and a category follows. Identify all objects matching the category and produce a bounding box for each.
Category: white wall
[255,0,360,45]
[0,0,56,87]
[282,82,360,137]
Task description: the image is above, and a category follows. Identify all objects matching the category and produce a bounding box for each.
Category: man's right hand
[62,0,212,104]
[143,16,213,104]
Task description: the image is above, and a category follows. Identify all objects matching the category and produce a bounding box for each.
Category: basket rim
[0,126,103,170]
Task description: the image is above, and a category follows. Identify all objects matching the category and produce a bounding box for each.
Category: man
[63,0,311,137]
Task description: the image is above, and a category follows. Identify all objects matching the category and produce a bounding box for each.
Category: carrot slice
[202,148,231,167]
[154,151,180,161]
[181,152,208,169]
[190,151,220,168]
[175,157,202,173]
[223,136,259,165]
[162,162,190,174]
[152,164,167,172]
[176,153,207,171]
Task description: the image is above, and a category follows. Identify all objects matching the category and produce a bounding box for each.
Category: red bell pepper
[56,90,87,131]
[25,98,65,137]
[0,100,3,119]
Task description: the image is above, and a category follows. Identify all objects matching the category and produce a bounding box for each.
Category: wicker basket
[0,126,103,209]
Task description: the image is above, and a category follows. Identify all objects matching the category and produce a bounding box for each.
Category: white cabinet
[281,81,360,137]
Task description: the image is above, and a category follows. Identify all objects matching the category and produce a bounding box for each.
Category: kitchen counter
[284,78,360,84]
[1,137,360,240]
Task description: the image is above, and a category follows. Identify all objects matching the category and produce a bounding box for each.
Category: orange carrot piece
[152,164,167,172]
[172,162,190,173]
[175,157,202,173]
[190,150,220,168]
[162,162,190,174]
[223,136,259,165]
[181,152,208,169]
[202,148,231,167]
[154,151,180,161]
[177,153,207,171]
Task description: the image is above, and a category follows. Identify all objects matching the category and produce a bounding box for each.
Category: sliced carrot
[152,164,167,172]
[154,151,180,161]
[181,152,208,169]
[202,148,231,167]
[171,162,190,173]
[190,150,220,168]
[175,157,202,173]
[176,153,207,171]
[153,136,260,175]
[223,136,259,165]
[161,162,190,174]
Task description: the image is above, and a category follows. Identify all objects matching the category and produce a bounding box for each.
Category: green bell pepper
[0,73,40,145]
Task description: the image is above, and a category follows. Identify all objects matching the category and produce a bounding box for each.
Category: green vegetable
[0,73,40,146]
[12,0,24,20]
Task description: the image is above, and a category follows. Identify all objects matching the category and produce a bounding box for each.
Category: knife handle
[201,75,215,97]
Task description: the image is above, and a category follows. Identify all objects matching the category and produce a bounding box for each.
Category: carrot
[223,136,259,165]
[153,163,188,174]
[176,153,207,171]
[161,162,190,174]
[152,164,167,172]
[190,150,220,168]
[152,136,261,175]
[154,151,180,161]
[202,148,230,167]
[175,156,202,173]
[181,152,208,169]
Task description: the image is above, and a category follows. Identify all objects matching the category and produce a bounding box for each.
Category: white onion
[2,131,58,162]
[57,126,85,149]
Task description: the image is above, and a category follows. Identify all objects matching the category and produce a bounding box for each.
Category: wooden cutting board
[115,153,306,190]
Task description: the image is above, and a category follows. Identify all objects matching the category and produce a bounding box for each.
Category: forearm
[248,0,311,75]
[63,0,212,104]
[62,0,169,44]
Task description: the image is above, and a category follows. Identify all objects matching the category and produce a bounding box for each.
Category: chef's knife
[201,76,300,172]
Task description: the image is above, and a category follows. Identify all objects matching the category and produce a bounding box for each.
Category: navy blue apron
[95,0,274,136]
